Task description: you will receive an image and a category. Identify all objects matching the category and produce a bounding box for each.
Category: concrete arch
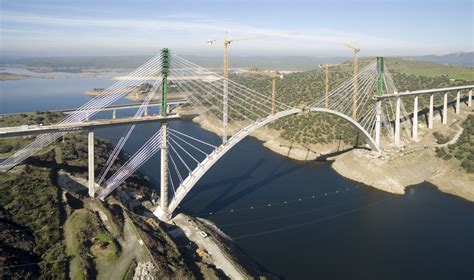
[156,107,379,219]
[309,107,379,152]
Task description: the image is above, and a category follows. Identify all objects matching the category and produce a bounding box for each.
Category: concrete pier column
[455,91,460,114]
[428,94,434,129]
[375,99,382,149]
[112,109,116,119]
[394,96,401,146]
[158,122,170,219]
[469,89,472,107]
[88,129,95,197]
[443,92,448,124]
[144,106,148,116]
[412,96,418,141]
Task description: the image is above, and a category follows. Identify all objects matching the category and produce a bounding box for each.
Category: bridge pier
[394,95,401,146]
[412,96,418,141]
[455,91,460,114]
[156,122,171,221]
[428,94,434,129]
[112,109,116,119]
[375,100,381,148]
[88,129,95,197]
[469,90,472,107]
[144,106,148,116]
[442,92,448,124]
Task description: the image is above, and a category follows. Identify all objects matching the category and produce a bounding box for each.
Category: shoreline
[184,110,474,203]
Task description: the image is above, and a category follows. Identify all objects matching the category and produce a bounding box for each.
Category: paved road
[172,214,245,280]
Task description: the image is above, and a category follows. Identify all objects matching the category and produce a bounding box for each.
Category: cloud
[0,13,449,56]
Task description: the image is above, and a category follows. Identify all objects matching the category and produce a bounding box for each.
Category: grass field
[386,58,474,81]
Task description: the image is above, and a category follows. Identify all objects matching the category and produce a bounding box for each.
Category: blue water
[1,71,473,279]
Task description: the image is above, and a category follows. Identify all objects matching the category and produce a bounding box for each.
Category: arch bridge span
[156,106,379,219]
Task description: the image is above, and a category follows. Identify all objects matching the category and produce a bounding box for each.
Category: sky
[1,0,473,57]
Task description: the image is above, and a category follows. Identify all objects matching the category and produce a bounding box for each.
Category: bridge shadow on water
[183,159,311,215]
[180,148,360,216]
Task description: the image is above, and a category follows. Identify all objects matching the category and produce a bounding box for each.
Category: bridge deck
[0,114,180,138]
[0,99,188,116]
[376,85,474,99]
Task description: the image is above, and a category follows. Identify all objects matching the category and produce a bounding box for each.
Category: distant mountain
[403,52,474,67]
[0,55,350,71]
[2,52,472,71]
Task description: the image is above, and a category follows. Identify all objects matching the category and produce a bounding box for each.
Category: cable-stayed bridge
[0,49,472,221]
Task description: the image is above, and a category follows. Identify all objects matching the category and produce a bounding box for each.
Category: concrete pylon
[442,92,448,124]
[112,109,116,119]
[455,91,460,114]
[428,94,434,129]
[412,96,418,141]
[155,122,171,221]
[394,96,401,146]
[88,129,95,197]
[375,100,382,149]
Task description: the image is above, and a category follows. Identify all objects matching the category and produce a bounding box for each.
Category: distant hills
[402,52,474,67]
[1,52,472,71]
[0,55,350,71]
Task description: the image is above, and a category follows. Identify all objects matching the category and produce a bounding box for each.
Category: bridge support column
[156,122,171,220]
[375,100,381,149]
[455,91,460,114]
[412,96,418,141]
[394,96,401,146]
[469,90,472,107]
[144,106,148,116]
[443,92,448,124]
[112,109,116,119]
[88,129,95,197]
[428,94,434,129]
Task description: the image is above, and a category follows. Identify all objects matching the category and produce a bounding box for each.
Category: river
[1,68,473,279]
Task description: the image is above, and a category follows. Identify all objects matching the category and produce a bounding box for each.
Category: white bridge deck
[0,114,180,138]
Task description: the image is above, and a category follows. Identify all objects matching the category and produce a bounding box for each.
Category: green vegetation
[0,164,68,279]
[0,111,64,127]
[435,115,474,173]
[0,129,152,278]
[228,58,473,147]
[433,132,451,144]
[385,58,474,81]
[65,207,120,279]
[0,128,201,278]
[0,112,65,157]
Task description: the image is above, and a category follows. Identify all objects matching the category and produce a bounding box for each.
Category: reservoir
[1,68,473,279]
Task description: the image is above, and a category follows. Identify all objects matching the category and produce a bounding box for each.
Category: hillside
[385,58,474,80]
[404,52,474,67]
[2,53,472,72]
[0,113,224,279]
[224,58,473,147]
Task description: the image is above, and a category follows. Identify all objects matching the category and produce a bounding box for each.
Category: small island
[0,72,29,81]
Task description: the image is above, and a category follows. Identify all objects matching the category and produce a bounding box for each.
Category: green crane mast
[161,48,170,117]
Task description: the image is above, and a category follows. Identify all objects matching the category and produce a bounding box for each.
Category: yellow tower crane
[249,70,282,115]
[320,61,352,109]
[207,32,277,143]
[321,63,340,109]
[344,42,360,119]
